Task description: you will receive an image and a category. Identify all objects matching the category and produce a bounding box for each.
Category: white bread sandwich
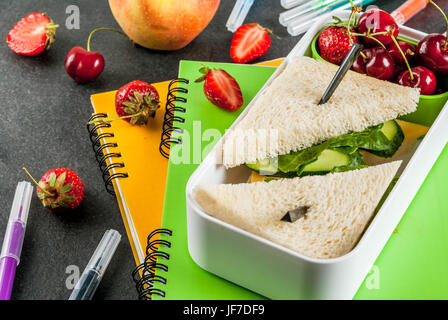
[222,56,420,168]
[193,161,401,259]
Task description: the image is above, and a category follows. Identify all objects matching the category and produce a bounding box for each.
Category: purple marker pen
[0,182,33,300]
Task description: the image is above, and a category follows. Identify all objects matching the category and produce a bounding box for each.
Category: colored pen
[0,181,33,300]
[226,0,255,32]
[69,229,121,300]
[391,0,428,25]
[280,0,341,26]
[286,0,375,36]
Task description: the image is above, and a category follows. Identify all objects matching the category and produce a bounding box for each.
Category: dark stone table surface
[0,0,446,300]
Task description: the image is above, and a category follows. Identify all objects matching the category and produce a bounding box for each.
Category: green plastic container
[311,30,448,127]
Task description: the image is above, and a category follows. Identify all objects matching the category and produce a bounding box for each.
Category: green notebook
[153,60,448,300]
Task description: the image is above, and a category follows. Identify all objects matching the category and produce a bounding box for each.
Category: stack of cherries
[318,3,448,96]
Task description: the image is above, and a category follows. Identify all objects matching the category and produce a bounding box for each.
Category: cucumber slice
[245,158,278,175]
[368,120,404,158]
[300,147,365,176]
[381,120,398,140]
[302,149,349,172]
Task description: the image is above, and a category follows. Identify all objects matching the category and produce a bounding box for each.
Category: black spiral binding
[87,113,129,195]
[131,79,188,299]
[132,228,173,300]
[159,78,189,159]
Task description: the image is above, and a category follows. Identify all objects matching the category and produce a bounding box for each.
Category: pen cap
[226,0,255,32]
[391,0,428,25]
[1,182,33,262]
[86,229,121,278]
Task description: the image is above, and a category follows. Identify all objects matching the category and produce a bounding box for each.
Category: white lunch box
[185,11,448,299]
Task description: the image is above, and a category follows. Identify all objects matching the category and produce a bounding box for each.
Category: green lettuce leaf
[246,120,404,177]
[330,121,404,158]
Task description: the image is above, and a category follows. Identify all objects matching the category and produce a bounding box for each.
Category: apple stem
[87,27,130,52]
[428,0,448,49]
[390,35,414,81]
[22,167,55,197]
[87,111,144,124]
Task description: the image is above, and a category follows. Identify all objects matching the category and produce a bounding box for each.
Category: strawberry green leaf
[38,181,46,190]
[195,74,207,83]
[61,184,72,193]
[64,195,75,202]
[54,172,66,190]
[122,101,136,108]
[37,192,45,200]
[332,16,343,24]
[123,107,135,114]
[133,90,143,101]
[49,173,56,187]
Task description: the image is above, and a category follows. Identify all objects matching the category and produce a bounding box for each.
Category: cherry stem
[22,167,55,197]
[428,0,448,49]
[391,35,414,81]
[347,8,356,45]
[87,111,143,124]
[87,27,130,52]
[350,31,388,49]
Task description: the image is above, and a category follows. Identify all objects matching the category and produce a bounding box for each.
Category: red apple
[108,0,220,51]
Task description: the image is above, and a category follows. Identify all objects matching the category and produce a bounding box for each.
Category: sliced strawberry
[230,23,273,64]
[7,12,58,56]
[196,66,243,112]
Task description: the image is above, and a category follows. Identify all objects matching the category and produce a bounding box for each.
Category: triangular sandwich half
[222,56,419,168]
[193,161,401,259]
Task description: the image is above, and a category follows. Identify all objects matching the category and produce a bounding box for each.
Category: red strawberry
[230,23,274,64]
[23,168,84,211]
[7,12,58,56]
[114,80,160,125]
[195,66,243,112]
[318,26,359,65]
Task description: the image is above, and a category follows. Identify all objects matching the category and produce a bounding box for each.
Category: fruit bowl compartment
[310,27,448,127]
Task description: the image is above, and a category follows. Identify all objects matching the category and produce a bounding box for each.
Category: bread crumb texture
[223,56,419,168]
[193,161,401,259]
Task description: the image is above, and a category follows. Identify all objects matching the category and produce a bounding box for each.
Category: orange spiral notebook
[88,81,171,264]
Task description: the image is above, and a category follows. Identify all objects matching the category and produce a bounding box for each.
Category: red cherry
[416,33,448,75]
[393,64,406,79]
[352,47,395,81]
[64,46,105,83]
[357,9,399,46]
[397,66,437,95]
[387,40,416,66]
